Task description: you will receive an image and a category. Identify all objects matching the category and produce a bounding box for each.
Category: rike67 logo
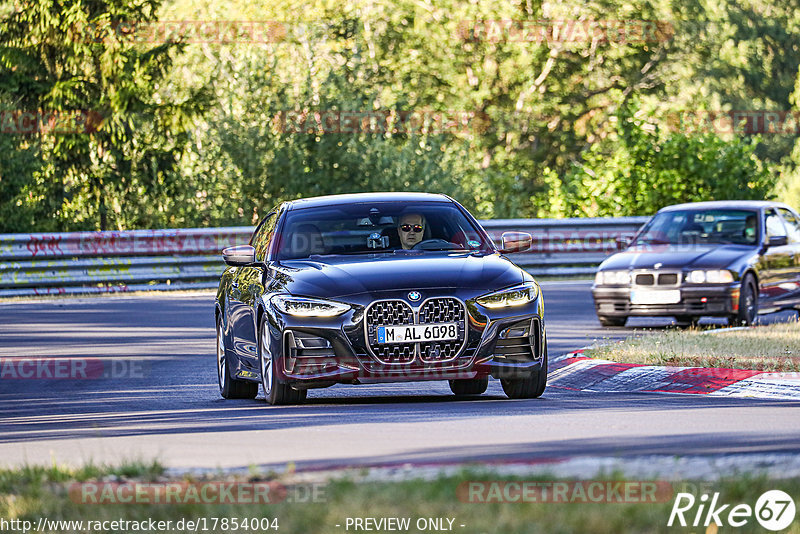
[668,490,796,531]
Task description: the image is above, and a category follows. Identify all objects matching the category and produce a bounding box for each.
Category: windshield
[275,201,492,260]
[633,209,759,246]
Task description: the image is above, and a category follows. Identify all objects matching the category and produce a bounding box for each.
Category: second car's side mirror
[222,245,257,266]
[500,232,532,253]
[767,235,788,247]
[615,236,633,250]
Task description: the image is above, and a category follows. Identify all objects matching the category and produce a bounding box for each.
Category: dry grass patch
[586,318,800,372]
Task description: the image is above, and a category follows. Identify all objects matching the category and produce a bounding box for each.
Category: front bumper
[264,294,546,387]
[592,283,740,318]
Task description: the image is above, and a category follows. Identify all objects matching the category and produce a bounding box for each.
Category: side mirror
[615,236,633,250]
[222,245,257,266]
[500,232,532,253]
[767,235,788,247]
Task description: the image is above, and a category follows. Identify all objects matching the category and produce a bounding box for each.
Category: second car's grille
[365,298,467,364]
[659,273,678,285]
[634,271,680,286]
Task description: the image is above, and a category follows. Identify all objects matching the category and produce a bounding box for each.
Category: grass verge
[1,462,799,533]
[586,318,800,371]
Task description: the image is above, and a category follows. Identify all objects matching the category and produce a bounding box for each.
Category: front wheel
[217,316,258,399]
[259,318,306,406]
[729,274,758,326]
[449,377,488,396]
[501,344,547,399]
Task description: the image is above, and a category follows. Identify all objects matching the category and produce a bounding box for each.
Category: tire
[674,315,699,328]
[217,315,258,399]
[501,342,548,399]
[598,315,627,327]
[259,317,306,406]
[449,377,488,396]
[729,273,758,326]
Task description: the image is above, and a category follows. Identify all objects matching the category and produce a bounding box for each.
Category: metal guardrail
[0,217,649,297]
[480,217,649,275]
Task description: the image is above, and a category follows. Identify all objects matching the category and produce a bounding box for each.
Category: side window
[765,210,788,238]
[252,213,277,261]
[777,208,800,243]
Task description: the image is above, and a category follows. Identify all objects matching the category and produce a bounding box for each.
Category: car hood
[600,244,754,271]
[272,252,525,298]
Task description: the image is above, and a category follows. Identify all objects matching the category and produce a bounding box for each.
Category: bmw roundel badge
[408,291,421,301]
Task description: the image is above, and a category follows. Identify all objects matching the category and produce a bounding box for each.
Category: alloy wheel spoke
[217,325,225,386]
[261,325,272,395]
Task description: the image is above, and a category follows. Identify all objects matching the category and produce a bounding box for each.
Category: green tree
[0,0,207,231]
[555,102,776,217]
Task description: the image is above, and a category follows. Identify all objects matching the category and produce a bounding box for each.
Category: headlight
[476,282,539,309]
[686,270,734,284]
[595,270,631,285]
[271,295,351,317]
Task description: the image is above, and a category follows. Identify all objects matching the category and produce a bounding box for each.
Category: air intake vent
[285,331,337,375]
[493,318,541,362]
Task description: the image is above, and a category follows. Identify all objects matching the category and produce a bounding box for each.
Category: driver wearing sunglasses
[397,213,426,249]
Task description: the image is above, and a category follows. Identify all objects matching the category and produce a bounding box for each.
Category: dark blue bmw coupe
[214,192,545,404]
[592,200,800,327]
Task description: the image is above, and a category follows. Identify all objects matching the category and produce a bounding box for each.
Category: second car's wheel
[259,317,306,406]
[501,342,548,399]
[729,273,759,326]
[598,315,627,327]
[449,377,488,396]
[217,315,258,400]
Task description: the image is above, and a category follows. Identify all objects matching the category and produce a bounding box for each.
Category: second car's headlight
[686,270,734,284]
[595,270,631,285]
[476,282,539,309]
[271,295,351,317]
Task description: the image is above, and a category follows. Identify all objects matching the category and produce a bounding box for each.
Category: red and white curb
[550,350,800,400]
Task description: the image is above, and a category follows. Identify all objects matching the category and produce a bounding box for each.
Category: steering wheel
[411,239,462,251]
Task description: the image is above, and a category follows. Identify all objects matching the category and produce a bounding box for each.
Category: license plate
[630,289,681,305]
[376,323,458,344]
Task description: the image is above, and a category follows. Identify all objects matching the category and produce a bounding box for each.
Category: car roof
[658,200,792,212]
[286,192,453,209]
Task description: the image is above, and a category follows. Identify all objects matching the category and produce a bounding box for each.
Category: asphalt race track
[1,281,798,471]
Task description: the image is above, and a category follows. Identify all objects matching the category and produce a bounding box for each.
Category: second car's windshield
[276,201,492,260]
[633,209,759,246]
